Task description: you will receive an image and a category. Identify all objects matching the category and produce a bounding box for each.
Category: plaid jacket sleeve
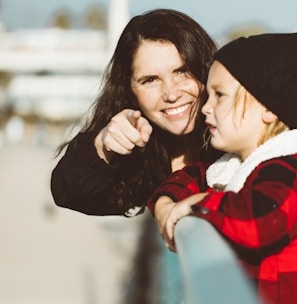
[192,155,297,254]
[147,162,210,216]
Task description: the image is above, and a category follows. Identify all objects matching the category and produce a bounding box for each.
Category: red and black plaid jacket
[147,154,297,304]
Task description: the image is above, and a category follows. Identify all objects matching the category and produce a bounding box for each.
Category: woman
[51,9,220,216]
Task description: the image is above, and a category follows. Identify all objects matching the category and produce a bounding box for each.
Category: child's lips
[206,122,216,134]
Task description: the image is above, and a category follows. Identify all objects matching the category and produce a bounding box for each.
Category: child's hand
[163,193,209,252]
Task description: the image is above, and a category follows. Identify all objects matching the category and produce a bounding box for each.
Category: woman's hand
[163,193,209,252]
[94,109,153,163]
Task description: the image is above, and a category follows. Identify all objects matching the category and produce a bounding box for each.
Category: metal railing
[124,213,261,303]
[174,216,259,304]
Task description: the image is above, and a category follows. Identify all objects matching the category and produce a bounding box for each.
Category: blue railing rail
[174,216,260,304]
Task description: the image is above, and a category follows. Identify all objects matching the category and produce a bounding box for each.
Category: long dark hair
[63,9,217,215]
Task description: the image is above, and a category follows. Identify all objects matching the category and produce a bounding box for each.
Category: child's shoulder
[253,154,297,183]
[244,154,297,188]
[168,161,210,188]
[184,161,211,172]
[260,153,297,168]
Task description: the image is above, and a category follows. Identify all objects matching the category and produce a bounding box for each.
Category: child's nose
[201,100,213,115]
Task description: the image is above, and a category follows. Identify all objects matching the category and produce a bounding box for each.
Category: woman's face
[131,40,203,135]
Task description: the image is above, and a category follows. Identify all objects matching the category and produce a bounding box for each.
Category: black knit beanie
[214,33,297,129]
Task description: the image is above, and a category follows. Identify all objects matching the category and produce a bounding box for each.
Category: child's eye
[215,91,223,98]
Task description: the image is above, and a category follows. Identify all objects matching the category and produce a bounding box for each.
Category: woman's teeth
[164,104,190,115]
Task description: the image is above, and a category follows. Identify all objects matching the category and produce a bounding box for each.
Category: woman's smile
[162,102,192,117]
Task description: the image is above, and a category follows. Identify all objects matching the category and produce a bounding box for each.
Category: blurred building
[0,0,129,144]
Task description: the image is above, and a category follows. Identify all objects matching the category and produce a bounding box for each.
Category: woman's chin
[165,121,195,136]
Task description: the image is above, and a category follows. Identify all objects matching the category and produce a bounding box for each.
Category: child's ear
[262,110,277,124]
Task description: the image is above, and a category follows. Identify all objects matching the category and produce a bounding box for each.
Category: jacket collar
[206,129,297,192]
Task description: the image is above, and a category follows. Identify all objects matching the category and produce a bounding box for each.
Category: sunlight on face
[203,61,268,160]
[130,40,203,135]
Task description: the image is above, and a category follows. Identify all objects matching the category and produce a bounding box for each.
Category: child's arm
[147,162,209,249]
[153,196,176,243]
[161,193,209,251]
[147,162,209,215]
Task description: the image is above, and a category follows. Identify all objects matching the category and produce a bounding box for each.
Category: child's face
[203,61,268,160]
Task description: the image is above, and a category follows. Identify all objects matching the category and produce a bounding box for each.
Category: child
[147,33,297,304]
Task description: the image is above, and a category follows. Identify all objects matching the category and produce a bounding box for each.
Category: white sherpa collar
[206,129,297,193]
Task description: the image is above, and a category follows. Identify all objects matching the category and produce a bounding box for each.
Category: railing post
[175,216,260,304]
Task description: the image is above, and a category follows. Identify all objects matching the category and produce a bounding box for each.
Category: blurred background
[0,0,296,303]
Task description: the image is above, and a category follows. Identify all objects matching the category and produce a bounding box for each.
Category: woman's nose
[162,80,182,102]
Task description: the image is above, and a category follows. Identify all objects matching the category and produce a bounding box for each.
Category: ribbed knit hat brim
[214,33,297,129]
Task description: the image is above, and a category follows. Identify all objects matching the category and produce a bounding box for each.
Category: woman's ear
[262,110,278,124]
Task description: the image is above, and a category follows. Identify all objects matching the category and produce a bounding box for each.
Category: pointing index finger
[127,110,141,126]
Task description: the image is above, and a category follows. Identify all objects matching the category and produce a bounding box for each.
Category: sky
[0,0,297,39]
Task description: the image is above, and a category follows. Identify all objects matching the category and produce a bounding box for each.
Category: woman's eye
[175,69,191,81]
[177,68,190,76]
[142,77,157,85]
[177,69,185,75]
